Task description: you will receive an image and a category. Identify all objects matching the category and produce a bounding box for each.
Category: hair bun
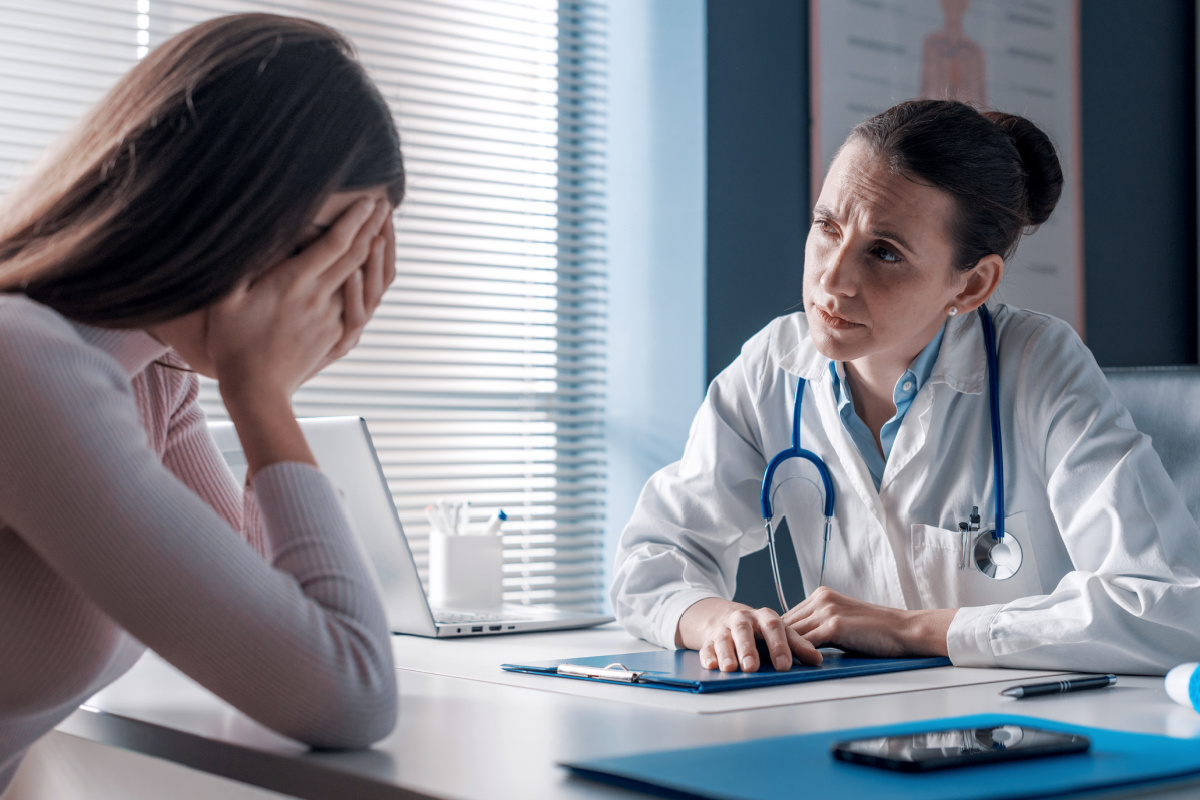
[982,111,1063,226]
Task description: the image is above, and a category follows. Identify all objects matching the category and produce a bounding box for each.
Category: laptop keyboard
[435,609,534,624]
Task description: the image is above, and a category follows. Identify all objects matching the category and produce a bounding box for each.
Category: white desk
[49,624,1200,800]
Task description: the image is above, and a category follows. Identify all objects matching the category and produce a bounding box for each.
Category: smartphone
[831,724,1089,772]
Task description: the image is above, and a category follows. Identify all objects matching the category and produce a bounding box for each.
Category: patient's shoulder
[0,295,128,401]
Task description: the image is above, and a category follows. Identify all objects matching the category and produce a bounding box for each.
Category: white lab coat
[610,305,1200,674]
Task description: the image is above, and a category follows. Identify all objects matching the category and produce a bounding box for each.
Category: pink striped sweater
[0,295,396,792]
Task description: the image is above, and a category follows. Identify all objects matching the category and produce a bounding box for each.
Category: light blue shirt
[828,325,946,491]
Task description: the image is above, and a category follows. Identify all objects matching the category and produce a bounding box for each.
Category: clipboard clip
[556,662,644,683]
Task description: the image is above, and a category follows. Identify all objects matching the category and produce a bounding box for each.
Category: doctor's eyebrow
[868,227,916,256]
[813,205,917,256]
[812,205,838,222]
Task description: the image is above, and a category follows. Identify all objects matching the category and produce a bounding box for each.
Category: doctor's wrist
[901,607,957,657]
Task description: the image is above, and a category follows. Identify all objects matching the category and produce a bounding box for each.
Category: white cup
[428,531,504,609]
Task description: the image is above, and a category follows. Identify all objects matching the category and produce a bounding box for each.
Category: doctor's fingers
[698,605,793,672]
[705,629,743,672]
[705,612,769,672]
[786,611,825,640]
[728,615,768,672]
[786,627,823,666]
[754,610,799,671]
[780,585,842,626]
[702,620,821,671]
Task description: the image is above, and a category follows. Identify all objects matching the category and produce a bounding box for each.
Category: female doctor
[610,99,1200,676]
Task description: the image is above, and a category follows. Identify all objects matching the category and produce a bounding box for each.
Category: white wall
[603,0,707,606]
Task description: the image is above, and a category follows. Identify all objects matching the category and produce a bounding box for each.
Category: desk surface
[57,624,1200,800]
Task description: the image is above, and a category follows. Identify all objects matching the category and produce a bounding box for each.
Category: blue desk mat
[502,648,951,693]
[564,714,1200,800]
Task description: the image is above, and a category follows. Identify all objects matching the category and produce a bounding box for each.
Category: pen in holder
[426,502,505,609]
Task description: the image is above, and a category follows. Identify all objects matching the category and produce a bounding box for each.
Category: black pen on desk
[1001,674,1117,699]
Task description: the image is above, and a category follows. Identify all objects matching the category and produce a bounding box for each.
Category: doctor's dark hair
[846,99,1063,269]
[0,13,405,327]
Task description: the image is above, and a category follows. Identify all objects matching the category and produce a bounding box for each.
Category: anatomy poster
[812,0,1083,334]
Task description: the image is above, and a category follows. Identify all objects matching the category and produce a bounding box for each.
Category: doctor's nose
[819,246,857,297]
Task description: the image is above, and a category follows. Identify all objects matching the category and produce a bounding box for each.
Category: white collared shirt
[610,304,1200,674]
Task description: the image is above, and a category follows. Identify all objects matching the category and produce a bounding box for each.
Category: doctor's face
[803,139,966,367]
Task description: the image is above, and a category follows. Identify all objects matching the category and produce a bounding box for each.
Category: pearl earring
[948,306,958,317]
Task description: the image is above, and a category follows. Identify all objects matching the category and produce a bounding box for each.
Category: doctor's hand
[677,598,824,673]
[781,587,956,658]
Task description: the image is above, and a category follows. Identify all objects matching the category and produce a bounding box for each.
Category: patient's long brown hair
[0,13,405,328]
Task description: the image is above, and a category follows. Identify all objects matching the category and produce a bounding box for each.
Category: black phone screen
[832,724,1090,772]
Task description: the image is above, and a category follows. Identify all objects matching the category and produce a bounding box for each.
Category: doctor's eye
[813,219,837,236]
[869,244,902,264]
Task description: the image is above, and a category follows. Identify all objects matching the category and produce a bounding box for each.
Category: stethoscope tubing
[759,379,835,521]
[978,305,1005,541]
[760,377,836,611]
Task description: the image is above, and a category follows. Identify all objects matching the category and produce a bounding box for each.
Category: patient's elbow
[292,670,399,750]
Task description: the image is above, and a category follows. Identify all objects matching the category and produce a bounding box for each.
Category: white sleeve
[947,319,1200,674]
[610,326,774,648]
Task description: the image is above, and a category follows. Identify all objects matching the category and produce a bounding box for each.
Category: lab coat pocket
[910,512,1042,609]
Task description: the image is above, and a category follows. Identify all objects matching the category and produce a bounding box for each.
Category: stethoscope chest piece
[973,530,1022,580]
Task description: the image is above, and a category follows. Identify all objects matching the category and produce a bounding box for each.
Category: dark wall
[707,0,1198,608]
[1081,0,1197,365]
[706,0,809,383]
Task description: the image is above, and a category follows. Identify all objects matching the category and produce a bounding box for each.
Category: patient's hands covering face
[205,196,393,402]
[319,212,396,379]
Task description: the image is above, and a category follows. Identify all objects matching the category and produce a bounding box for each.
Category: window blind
[0,0,609,610]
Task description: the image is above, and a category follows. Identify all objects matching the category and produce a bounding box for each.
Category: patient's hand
[207,197,390,403]
[781,586,956,658]
[676,597,823,673]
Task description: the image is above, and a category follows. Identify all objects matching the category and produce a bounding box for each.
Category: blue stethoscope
[760,305,1019,612]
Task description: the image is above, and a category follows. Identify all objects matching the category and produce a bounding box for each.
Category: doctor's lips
[813,306,862,329]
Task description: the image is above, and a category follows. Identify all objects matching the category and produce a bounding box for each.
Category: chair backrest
[1102,366,1200,523]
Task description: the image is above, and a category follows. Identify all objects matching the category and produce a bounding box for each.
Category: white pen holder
[428,531,504,609]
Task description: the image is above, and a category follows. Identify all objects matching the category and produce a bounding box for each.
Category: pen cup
[428,531,504,609]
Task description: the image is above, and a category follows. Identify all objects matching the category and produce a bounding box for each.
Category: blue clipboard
[501,648,951,693]
[562,714,1200,800]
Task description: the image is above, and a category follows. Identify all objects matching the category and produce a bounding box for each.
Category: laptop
[207,416,613,637]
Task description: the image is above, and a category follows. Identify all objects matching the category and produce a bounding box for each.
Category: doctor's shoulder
[989,303,1114,420]
[724,311,812,394]
[731,311,811,371]
[706,311,809,392]
[988,303,1092,372]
